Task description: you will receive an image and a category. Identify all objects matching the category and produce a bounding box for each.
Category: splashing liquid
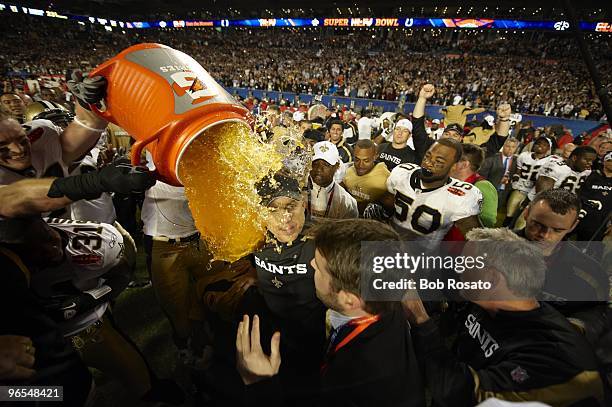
[179,121,285,262]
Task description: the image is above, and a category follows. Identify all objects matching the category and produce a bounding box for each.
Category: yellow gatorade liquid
[179,121,285,262]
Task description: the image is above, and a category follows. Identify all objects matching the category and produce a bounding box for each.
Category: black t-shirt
[411,116,435,163]
[577,169,612,241]
[377,143,419,170]
[253,237,324,324]
[250,236,327,379]
[0,248,91,407]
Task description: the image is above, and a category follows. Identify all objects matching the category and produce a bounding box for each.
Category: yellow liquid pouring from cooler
[178,121,285,262]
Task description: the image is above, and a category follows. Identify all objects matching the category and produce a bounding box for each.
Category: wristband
[73,116,106,132]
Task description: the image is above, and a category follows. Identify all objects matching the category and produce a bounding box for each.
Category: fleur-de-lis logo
[319,145,329,153]
[272,277,283,288]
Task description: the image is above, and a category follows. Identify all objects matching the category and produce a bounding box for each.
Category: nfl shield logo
[511,366,529,383]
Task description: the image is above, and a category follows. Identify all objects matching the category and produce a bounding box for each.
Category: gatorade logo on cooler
[124,47,232,114]
[170,71,216,105]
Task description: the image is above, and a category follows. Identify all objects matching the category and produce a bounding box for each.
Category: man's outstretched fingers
[251,315,262,353]
[270,331,281,370]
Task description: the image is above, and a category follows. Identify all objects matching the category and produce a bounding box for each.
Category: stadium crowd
[0,10,611,407]
[1,14,611,120]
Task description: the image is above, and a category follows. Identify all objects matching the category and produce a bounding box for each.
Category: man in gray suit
[479,137,519,209]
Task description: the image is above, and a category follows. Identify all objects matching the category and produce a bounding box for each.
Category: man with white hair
[403,227,605,407]
[308,141,358,220]
[377,118,419,171]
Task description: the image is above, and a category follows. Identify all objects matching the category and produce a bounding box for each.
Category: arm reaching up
[413,84,435,119]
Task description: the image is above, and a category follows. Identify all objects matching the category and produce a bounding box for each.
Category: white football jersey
[31,218,125,336]
[68,147,117,224]
[0,119,65,186]
[528,155,591,200]
[387,163,483,246]
[511,152,548,194]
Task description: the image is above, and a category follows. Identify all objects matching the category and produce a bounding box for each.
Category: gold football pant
[148,237,213,345]
[506,190,527,218]
[76,314,152,398]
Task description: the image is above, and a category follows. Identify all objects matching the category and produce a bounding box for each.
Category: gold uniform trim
[470,366,604,407]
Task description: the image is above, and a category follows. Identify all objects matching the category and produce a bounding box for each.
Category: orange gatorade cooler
[88,42,250,186]
[89,43,285,262]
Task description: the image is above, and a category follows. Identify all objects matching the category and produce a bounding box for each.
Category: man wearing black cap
[245,173,326,396]
[196,172,326,400]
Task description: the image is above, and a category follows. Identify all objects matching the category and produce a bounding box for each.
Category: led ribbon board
[0,3,609,33]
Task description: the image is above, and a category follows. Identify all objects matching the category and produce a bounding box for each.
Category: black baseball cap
[303,129,325,143]
[444,123,464,136]
[256,173,303,206]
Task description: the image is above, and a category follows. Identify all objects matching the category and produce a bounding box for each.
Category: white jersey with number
[527,155,591,200]
[0,119,65,186]
[387,163,482,246]
[511,152,548,194]
[31,218,124,336]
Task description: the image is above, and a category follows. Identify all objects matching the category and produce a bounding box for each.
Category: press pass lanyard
[307,180,336,218]
[321,314,380,373]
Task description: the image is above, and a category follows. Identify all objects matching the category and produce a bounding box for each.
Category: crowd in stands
[1,14,611,120]
[0,9,611,406]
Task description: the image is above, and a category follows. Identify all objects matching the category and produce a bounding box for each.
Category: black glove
[67,70,107,110]
[48,158,156,201]
[98,157,156,194]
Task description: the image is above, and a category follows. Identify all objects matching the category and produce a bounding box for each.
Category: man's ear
[451,161,462,172]
[337,290,362,312]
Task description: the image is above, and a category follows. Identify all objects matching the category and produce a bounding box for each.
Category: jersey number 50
[394,191,442,234]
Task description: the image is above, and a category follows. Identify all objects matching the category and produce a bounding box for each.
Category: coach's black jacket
[244,235,327,397]
[414,302,604,407]
[244,307,426,407]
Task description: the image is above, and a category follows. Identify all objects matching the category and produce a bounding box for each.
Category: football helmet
[25,100,74,128]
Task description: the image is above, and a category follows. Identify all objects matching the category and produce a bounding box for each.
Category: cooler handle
[130,133,160,167]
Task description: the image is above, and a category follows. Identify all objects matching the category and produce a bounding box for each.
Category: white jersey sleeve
[387,163,416,194]
[447,180,483,222]
[27,119,66,175]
